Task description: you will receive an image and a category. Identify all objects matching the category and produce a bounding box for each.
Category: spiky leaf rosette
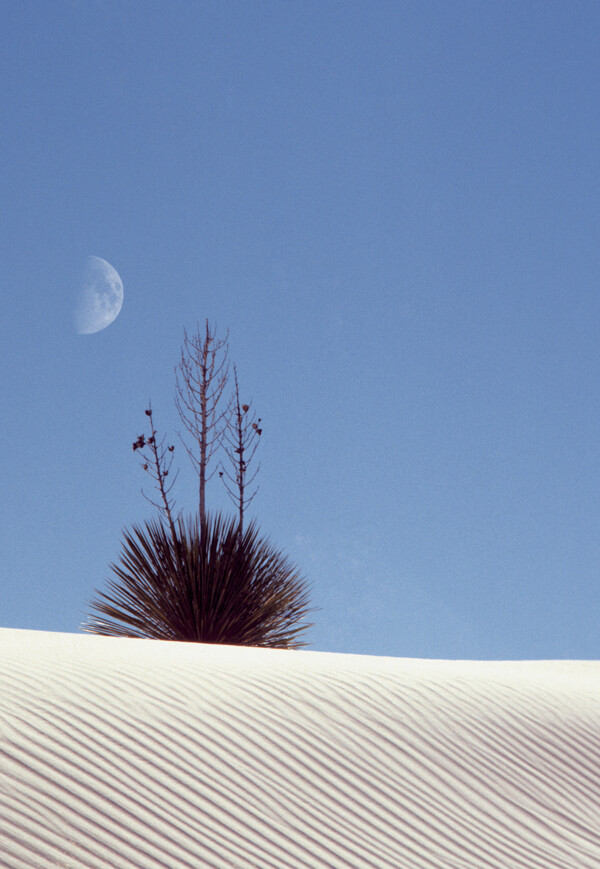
[83,513,313,648]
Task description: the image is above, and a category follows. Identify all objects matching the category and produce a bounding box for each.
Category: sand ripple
[0,630,599,868]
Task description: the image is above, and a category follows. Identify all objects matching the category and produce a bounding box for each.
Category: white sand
[0,629,599,868]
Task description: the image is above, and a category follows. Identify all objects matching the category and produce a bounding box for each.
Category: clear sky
[3,0,600,659]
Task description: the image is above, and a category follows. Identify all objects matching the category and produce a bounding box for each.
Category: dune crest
[0,628,599,868]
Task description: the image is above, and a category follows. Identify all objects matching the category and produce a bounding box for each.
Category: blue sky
[3,0,600,658]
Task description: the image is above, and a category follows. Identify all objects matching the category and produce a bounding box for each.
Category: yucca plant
[83,512,313,648]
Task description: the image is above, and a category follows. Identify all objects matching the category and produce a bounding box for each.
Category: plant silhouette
[84,513,312,647]
[84,321,313,647]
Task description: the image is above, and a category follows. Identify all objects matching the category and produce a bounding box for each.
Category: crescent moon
[75,256,124,334]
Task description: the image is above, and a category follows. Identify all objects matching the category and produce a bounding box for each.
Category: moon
[75,256,124,334]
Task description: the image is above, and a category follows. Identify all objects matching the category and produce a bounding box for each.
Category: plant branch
[175,320,230,534]
[220,365,262,534]
[132,403,179,548]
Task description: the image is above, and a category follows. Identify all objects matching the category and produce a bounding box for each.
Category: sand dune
[0,629,599,868]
